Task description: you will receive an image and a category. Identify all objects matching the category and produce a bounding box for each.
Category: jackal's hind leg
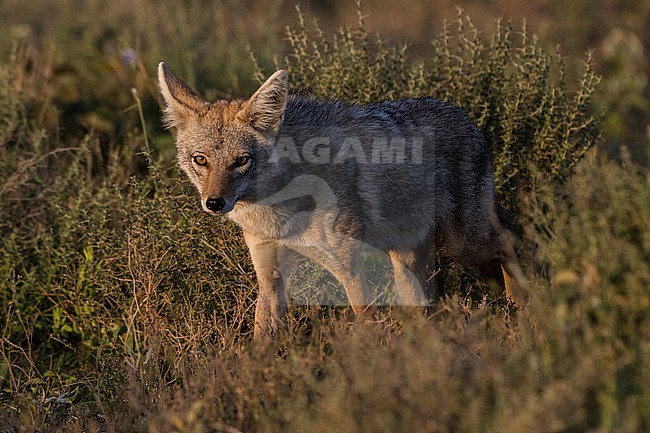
[388,248,429,307]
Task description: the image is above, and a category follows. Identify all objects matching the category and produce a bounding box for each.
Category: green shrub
[276,9,601,211]
[525,154,650,431]
[0,54,21,149]
[0,57,255,425]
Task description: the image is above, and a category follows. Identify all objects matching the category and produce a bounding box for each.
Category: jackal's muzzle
[203,195,238,213]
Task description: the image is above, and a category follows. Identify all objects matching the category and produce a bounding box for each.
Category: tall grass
[1,4,648,432]
[0,0,284,166]
[122,156,650,433]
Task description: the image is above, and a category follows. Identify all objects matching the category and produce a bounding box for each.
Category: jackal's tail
[491,205,529,305]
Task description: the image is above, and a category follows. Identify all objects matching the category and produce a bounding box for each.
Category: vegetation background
[0,0,649,431]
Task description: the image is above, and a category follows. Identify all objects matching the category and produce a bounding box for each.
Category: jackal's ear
[158,62,208,128]
[239,70,288,136]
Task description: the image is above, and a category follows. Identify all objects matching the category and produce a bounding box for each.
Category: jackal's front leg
[244,234,288,340]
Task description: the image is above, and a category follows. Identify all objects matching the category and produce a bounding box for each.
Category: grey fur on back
[243,95,497,262]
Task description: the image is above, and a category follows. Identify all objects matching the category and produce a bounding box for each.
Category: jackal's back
[265,95,495,251]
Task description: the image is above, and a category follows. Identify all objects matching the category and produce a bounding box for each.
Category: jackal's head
[158,62,287,213]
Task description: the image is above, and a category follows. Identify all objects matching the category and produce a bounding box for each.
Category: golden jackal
[158,62,527,338]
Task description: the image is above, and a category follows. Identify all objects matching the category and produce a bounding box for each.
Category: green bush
[525,155,650,431]
[0,54,255,426]
[277,9,601,211]
[0,56,21,149]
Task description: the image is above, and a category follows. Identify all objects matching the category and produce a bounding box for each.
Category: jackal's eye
[234,154,250,167]
[193,155,208,166]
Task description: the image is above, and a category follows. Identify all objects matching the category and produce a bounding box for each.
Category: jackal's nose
[205,197,226,212]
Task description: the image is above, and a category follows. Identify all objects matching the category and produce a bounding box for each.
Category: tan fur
[158,62,528,339]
